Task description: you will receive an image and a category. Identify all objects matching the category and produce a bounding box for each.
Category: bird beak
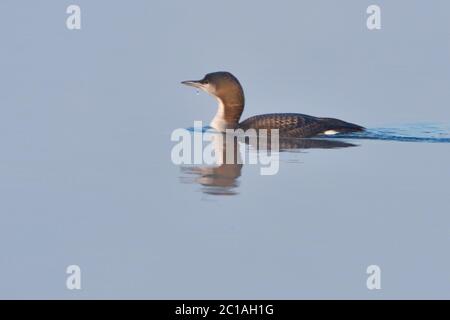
[181,80,203,89]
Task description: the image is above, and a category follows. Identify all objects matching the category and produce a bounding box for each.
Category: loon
[182,71,364,138]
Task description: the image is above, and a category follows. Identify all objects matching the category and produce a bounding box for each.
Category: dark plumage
[239,113,364,138]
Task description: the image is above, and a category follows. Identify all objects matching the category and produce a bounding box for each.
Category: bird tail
[320,118,365,133]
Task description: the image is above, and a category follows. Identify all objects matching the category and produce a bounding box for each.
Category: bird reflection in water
[179,131,357,196]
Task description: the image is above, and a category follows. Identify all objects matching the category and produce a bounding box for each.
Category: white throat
[210,98,228,132]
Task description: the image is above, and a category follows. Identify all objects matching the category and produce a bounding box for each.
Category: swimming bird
[182,71,364,138]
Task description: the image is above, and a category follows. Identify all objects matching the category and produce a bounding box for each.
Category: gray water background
[0,0,449,299]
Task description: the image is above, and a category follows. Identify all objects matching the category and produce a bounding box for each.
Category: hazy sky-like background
[0,1,449,299]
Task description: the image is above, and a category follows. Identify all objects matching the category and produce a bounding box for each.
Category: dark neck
[223,97,245,123]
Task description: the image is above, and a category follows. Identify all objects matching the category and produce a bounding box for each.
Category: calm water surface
[1,120,449,299]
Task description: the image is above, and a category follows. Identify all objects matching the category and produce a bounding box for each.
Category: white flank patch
[324,130,339,135]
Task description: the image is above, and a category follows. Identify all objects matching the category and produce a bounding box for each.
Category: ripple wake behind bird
[325,123,450,143]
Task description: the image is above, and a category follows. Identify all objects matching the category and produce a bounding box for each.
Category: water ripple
[325,123,450,143]
[186,123,450,143]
